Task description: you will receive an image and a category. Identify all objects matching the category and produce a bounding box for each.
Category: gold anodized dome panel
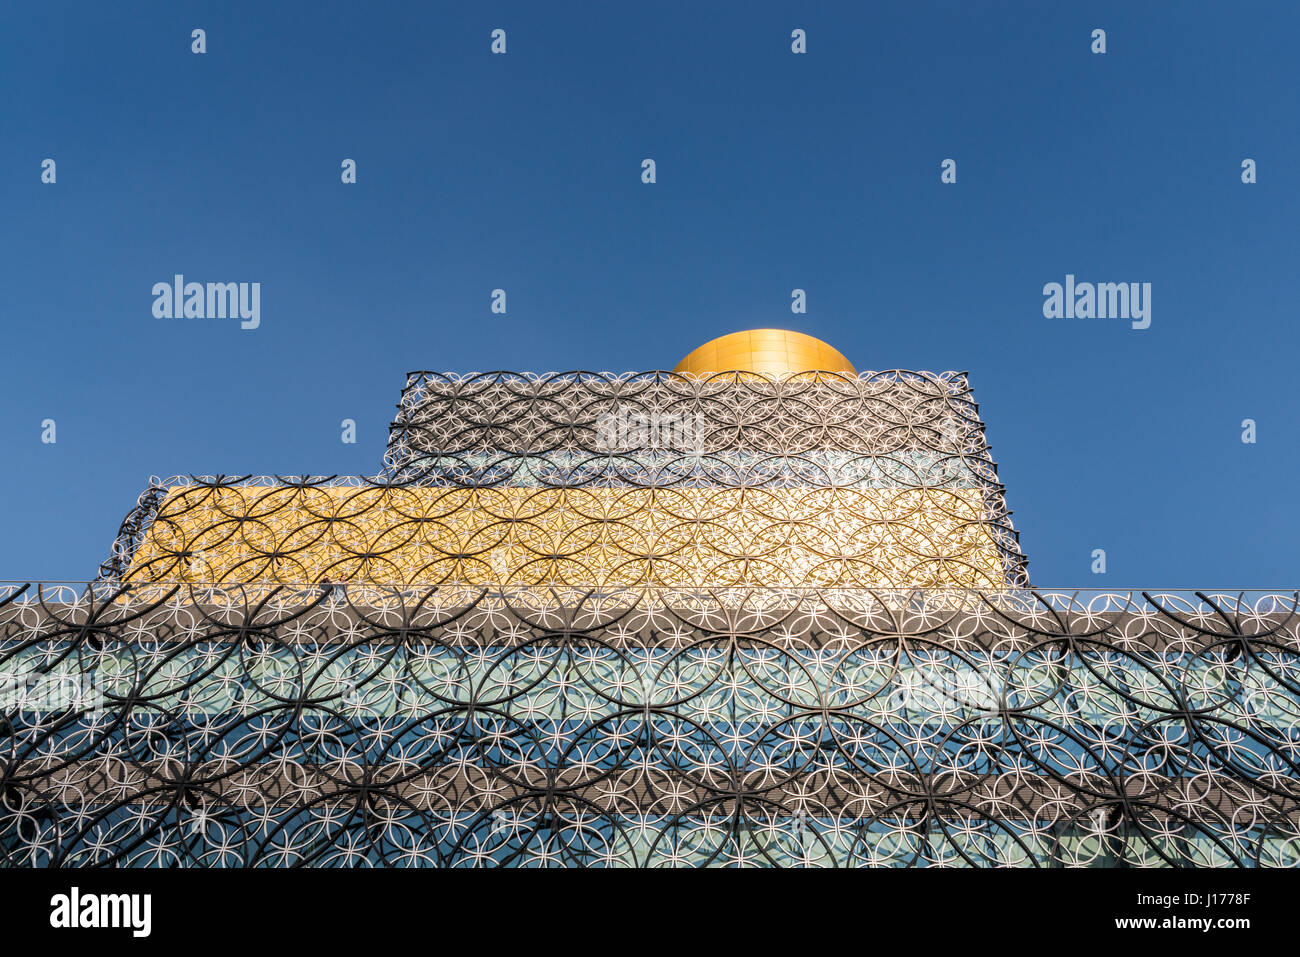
[673,329,857,377]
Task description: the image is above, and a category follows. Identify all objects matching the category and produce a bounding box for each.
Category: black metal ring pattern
[13,371,1287,866]
[2,584,1298,867]
[98,371,1029,590]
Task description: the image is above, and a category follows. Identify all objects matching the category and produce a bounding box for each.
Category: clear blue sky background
[1,1,1297,586]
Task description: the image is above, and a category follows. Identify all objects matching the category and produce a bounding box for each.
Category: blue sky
[1,1,1297,586]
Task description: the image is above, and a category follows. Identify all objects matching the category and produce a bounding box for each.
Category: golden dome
[673,329,856,377]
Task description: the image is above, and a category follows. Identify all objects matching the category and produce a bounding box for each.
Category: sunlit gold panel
[124,485,1010,589]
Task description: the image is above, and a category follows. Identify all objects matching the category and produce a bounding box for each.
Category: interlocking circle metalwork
[3,584,1298,867]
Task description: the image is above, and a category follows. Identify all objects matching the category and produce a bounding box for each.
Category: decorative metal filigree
[104,479,1012,590]
[388,370,989,461]
[98,370,1028,589]
[12,369,1283,868]
[3,583,1298,867]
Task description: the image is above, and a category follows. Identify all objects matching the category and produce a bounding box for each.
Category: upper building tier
[100,332,1029,589]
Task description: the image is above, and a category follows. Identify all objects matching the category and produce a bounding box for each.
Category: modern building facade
[2,330,1297,866]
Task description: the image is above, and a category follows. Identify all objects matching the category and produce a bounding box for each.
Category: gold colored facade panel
[124,485,1010,589]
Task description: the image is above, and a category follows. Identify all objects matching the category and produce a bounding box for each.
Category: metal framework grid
[3,371,1294,867]
[99,371,1030,591]
[2,584,1298,867]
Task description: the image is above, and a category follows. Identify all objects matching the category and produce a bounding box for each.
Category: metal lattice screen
[3,584,1297,867]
